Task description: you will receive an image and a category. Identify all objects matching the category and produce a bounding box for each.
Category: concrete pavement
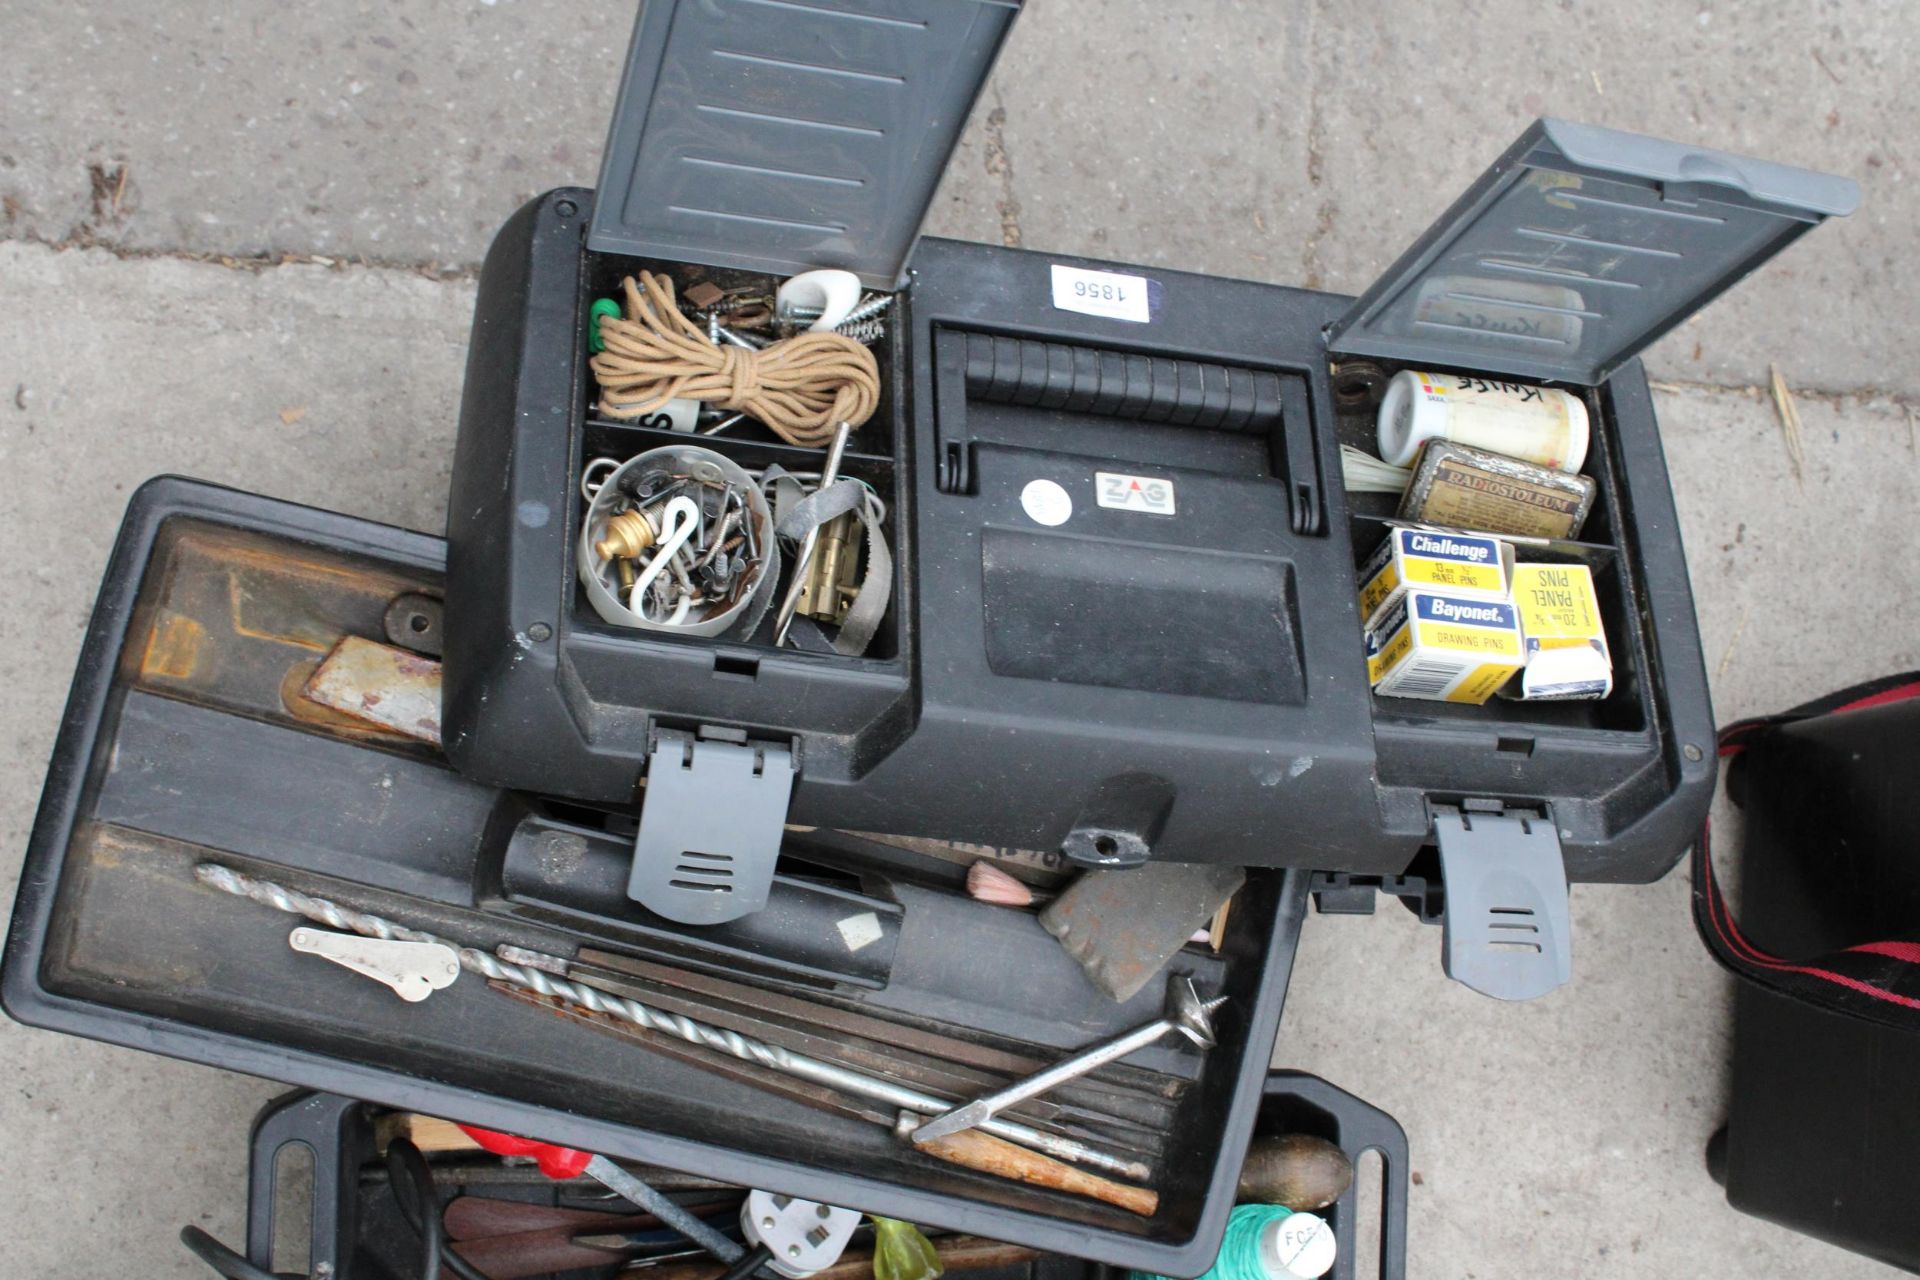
[6,0,1913,393]
[3,1,1916,1276]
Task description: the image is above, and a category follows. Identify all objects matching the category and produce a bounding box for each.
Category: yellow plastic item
[871,1217,944,1280]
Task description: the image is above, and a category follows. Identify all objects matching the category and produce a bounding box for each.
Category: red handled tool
[457,1126,862,1280]
[455,1124,747,1265]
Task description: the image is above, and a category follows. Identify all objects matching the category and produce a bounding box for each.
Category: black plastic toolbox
[239,1078,1405,1280]
[4,477,1308,1276]
[434,0,1858,999]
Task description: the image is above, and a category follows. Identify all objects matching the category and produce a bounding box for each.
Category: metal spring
[191,863,1150,1182]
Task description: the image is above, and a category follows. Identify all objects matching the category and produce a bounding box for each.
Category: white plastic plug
[1259,1211,1336,1280]
[777,269,862,333]
[741,1189,862,1279]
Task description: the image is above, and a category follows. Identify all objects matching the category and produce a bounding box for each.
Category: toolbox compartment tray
[239,1079,1406,1280]
[3,478,1306,1276]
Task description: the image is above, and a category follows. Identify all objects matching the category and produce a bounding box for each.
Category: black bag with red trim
[1693,671,1920,1031]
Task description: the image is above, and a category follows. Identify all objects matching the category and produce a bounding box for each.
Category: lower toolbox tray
[3,478,1307,1276]
[237,1081,1406,1280]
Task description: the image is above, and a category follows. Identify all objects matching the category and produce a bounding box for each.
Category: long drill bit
[192,863,1150,1183]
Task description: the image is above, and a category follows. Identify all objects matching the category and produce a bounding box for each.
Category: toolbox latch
[630,729,796,926]
[1431,802,1571,1001]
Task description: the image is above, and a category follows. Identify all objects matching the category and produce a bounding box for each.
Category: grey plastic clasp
[629,729,796,925]
[1431,803,1571,1001]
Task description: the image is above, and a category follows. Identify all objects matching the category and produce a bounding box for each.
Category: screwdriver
[455,1124,760,1272]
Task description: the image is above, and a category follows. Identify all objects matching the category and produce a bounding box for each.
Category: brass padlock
[796,510,861,626]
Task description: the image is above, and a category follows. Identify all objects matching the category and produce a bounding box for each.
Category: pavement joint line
[0,229,479,281]
[6,238,1914,411]
[1298,0,1329,291]
[982,84,1023,248]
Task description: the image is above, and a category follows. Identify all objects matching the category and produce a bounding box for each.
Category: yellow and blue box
[1366,589,1526,704]
[1357,527,1514,629]
[1506,562,1613,700]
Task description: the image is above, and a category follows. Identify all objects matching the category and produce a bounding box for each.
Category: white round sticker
[1270,1212,1335,1279]
[1020,478,1073,527]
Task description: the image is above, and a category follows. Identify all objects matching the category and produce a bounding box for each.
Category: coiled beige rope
[590,271,881,448]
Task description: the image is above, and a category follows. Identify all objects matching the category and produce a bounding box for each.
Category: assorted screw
[776,292,891,345]
[593,463,762,627]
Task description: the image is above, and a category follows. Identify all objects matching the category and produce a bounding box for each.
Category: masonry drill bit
[191,863,1150,1183]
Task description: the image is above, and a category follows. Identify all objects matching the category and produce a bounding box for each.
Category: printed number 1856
[1050,264,1152,323]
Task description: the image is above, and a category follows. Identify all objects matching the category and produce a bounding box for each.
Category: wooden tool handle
[374,1112,482,1154]
[915,1127,1159,1217]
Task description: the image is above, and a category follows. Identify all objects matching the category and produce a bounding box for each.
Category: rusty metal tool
[912,976,1224,1145]
[192,862,1148,1181]
[301,634,444,745]
[1041,862,1245,1001]
[495,984,1159,1215]
[895,1115,1159,1217]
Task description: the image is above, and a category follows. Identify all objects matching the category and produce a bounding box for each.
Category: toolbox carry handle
[932,329,1324,534]
[1261,1071,1411,1280]
[245,1091,372,1279]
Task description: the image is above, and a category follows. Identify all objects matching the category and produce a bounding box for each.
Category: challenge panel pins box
[1358,527,1515,628]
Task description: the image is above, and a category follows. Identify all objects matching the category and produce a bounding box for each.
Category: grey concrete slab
[1297,1,1914,397]
[0,241,471,1280]
[0,1038,280,1280]
[925,0,1319,282]
[1280,382,1919,1279]
[7,1,1906,393]
[2,1,630,266]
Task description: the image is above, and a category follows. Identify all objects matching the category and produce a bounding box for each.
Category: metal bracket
[1431,803,1571,1001]
[288,927,460,1002]
[629,729,797,925]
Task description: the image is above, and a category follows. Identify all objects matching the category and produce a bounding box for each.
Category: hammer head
[1167,975,1227,1049]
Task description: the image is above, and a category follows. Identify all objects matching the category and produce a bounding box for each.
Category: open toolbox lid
[1327,118,1860,385]
[589,0,1021,290]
